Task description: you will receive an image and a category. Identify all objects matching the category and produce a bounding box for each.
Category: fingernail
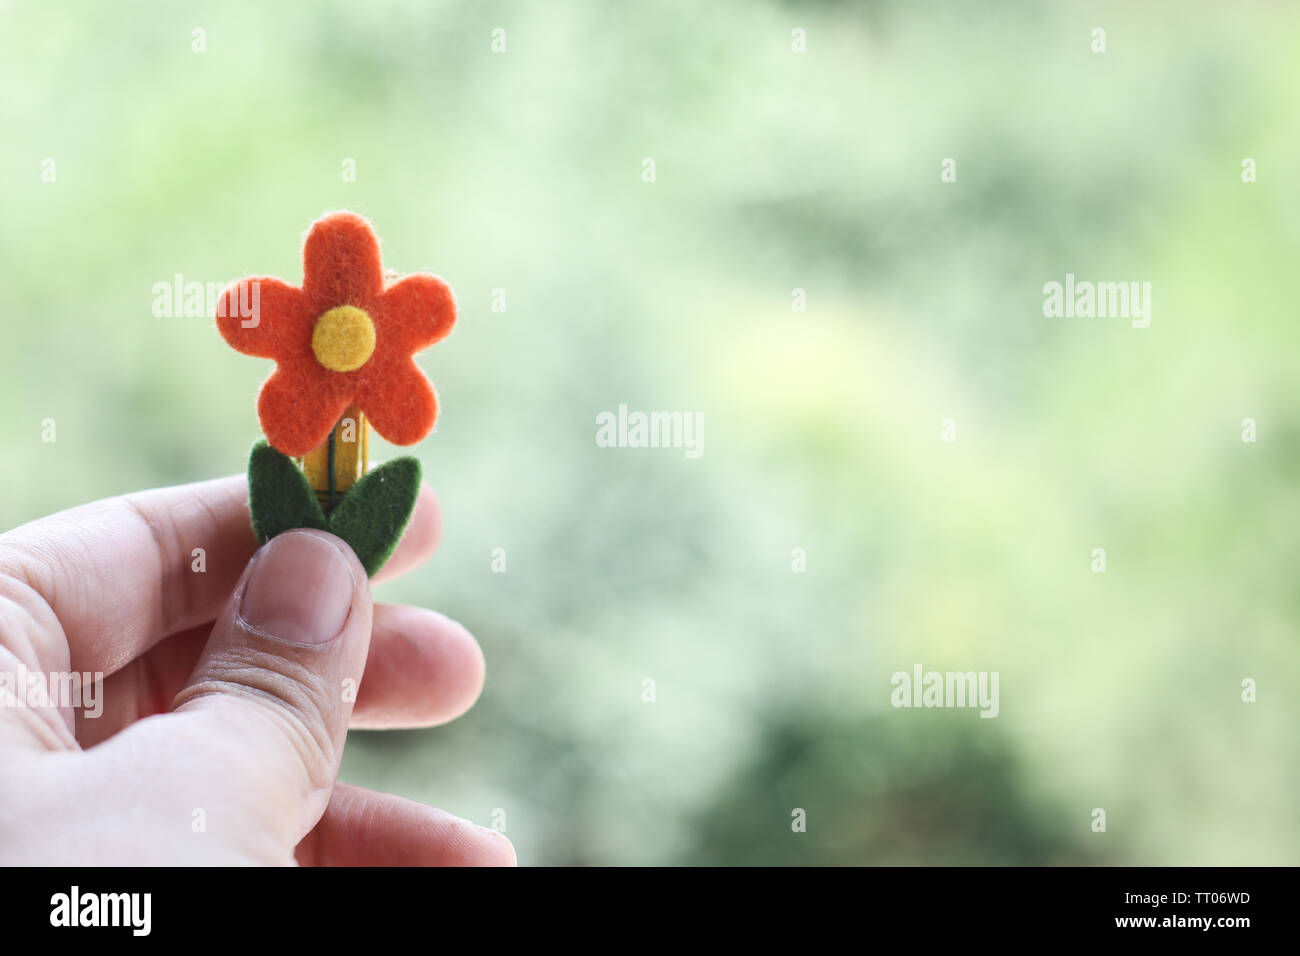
[239,531,356,645]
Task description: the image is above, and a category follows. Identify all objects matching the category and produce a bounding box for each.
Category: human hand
[0,476,515,866]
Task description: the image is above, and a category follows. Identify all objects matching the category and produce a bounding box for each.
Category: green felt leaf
[247,440,328,543]
[326,456,423,577]
[245,441,422,578]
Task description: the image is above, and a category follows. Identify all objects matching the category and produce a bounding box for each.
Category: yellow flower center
[311,305,376,372]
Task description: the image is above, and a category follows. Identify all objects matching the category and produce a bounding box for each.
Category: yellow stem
[300,405,369,512]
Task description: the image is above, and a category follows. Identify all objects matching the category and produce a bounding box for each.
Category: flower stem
[327,429,337,511]
[301,405,369,513]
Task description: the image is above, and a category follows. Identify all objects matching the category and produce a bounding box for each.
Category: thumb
[171,529,372,838]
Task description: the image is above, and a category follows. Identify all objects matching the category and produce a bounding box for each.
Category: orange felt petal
[257,364,353,457]
[215,277,309,359]
[302,211,385,313]
[357,360,438,447]
[378,274,457,354]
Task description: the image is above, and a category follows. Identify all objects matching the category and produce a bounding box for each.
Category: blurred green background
[3,0,1298,864]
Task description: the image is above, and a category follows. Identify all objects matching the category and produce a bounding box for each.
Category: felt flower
[216,211,456,457]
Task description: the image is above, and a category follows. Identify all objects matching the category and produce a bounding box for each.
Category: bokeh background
[3,0,1298,864]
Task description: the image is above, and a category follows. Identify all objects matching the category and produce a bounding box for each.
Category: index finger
[0,474,441,677]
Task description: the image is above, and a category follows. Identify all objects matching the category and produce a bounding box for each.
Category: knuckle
[173,645,341,792]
